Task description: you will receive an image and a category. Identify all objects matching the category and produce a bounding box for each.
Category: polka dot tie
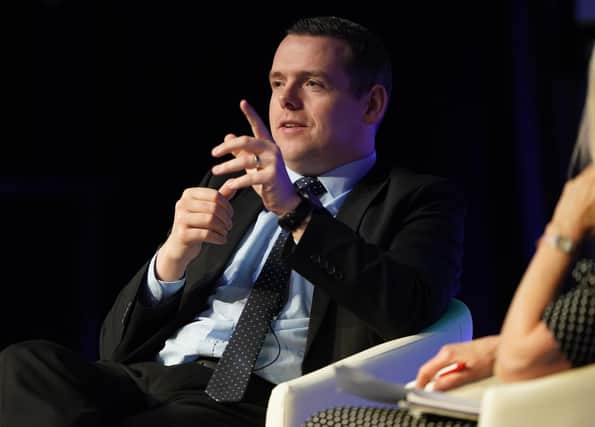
[205,176,326,402]
[293,175,327,199]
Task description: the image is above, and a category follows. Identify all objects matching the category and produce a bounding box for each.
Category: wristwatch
[543,231,576,254]
[278,187,323,232]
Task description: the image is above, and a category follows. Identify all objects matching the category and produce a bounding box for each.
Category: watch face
[546,233,575,254]
[558,236,574,253]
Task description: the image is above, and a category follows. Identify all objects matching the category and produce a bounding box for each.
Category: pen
[434,362,467,379]
[405,362,467,390]
[420,362,466,391]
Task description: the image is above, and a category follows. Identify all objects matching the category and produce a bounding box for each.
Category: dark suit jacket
[99,161,465,377]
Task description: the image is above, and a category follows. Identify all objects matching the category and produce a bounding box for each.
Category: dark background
[13,1,595,360]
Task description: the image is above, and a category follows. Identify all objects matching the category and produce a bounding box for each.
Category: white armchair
[265,298,473,427]
[477,363,595,427]
[418,361,595,427]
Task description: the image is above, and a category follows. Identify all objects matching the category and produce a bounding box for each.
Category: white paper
[334,364,481,421]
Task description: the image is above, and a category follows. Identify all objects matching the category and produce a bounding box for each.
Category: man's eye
[271,81,283,88]
[306,80,322,87]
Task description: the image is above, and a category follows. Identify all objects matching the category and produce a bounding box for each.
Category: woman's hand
[415,335,499,391]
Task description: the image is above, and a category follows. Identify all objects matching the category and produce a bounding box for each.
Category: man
[0,16,464,427]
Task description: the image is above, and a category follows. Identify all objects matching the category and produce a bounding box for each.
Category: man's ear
[362,84,389,125]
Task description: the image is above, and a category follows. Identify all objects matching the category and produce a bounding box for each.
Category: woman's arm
[496,165,595,381]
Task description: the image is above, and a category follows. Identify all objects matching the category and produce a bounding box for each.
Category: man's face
[268,35,373,176]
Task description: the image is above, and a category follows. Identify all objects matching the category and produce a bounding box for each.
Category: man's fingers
[224,133,236,142]
[240,99,272,140]
[212,152,261,176]
[183,187,234,220]
[219,180,237,200]
[210,101,271,160]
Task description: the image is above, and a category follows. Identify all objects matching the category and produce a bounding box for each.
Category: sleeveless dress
[304,258,595,427]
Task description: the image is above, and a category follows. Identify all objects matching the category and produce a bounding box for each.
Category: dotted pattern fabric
[294,176,327,198]
[304,406,477,427]
[205,177,326,402]
[542,258,595,367]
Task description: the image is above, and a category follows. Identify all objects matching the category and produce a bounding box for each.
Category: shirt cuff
[145,252,186,305]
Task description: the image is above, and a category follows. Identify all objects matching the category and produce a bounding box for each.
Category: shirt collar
[286,151,376,199]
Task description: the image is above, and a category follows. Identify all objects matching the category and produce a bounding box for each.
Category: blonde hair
[589,43,595,159]
[569,44,595,177]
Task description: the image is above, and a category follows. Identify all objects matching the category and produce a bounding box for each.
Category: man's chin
[286,155,330,176]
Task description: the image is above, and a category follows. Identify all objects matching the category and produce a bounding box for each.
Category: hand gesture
[211,100,299,216]
[156,186,234,281]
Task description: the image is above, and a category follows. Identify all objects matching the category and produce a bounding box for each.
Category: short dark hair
[287,16,393,101]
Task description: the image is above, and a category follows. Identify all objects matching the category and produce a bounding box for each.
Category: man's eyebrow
[268,70,329,80]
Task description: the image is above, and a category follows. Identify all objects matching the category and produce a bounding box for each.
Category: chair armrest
[478,363,595,427]
[266,299,473,427]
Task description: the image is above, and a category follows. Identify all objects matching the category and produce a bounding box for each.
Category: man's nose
[279,87,301,110]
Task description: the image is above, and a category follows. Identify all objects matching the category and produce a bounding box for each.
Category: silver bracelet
[543,232,576,254]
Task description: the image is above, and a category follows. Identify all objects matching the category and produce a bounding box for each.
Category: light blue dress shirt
[146,152,376,384]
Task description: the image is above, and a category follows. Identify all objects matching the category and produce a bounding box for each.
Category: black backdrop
[14,0,594,359]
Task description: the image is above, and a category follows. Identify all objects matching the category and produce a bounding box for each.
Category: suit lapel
[305,162,389,358]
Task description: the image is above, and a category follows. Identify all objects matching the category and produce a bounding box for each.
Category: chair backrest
[357,298,473,384]
[265,298,474,427]
[424,298,473,336]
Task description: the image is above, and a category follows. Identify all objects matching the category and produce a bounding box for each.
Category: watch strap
[278,195,313,232]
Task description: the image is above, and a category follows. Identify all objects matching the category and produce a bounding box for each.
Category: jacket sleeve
[98,262,183,361]
[288,173,465,340]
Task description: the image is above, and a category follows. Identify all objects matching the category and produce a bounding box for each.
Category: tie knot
[294,176,327,197]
